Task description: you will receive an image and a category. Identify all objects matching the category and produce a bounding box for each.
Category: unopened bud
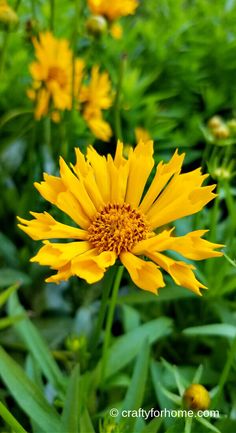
[183,384,210,410]
[86,15,108,36]
[207,115,222,130]
[212,124,230,139]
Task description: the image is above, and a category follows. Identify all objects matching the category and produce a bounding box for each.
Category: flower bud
[86,15,108,36]
[212,124,230,139]
[183,384,210,410]
[207,115,222,130]
[0,1,19,29]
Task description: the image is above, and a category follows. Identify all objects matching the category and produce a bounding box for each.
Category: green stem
[184,417,192,433]
[89,267,116,355]
[100,266,124,384]
[0,33,10,78]
[0,402,27,433]
[113,55,126,141]
[49,0,55,31]
[212,337,236,407]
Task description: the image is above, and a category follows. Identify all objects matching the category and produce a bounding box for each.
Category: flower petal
[120,251,165,294]
[147,168,216,229]
[71,250,117,284]
[125,140,154,207]
[148,252,206,295]
[139,149,185,213]
[17,212,87,241]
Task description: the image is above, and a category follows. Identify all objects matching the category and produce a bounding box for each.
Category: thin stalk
[212,337,236,407]
[0,402,27,433]
[100,266,124,384]
[49,0,55,31]
[184,417,193,433]
[113,55,126,141]
[89,267,116,356]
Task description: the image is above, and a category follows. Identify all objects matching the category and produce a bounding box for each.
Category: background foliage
[0,0,236,432]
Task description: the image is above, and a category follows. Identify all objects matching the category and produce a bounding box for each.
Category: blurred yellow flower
[28,32,84,121]
[0,0,18,28]
[79,65,113,141]
[110,23,123,39]
[87,0,138,21]
[18,140,223,295]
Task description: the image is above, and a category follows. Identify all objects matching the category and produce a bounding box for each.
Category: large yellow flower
[87,0,138,21]
[79,65,113,141]
[18,140,223,295]
[28,32,84,120]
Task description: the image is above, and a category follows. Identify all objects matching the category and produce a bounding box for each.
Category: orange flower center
[87,203,148,255]
[47,66,67,88]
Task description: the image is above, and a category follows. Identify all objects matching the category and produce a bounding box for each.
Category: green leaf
[96,317,172,381]
[141,417,162,433]
[0,268,31,288]
[0,108,33,129]
[0,314,25,330]
[0,283,19,307]
[120,340,150,432]
[61,364,80,433]
[8,292,66,392]
[0,401,28,433]
[196,416,221,433]
[0,346,61,433]
[183,324,236,339]
[80,407,96,433]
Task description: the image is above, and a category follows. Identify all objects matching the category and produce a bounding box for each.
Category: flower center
[87,203,148,255]
[47,66,67,88]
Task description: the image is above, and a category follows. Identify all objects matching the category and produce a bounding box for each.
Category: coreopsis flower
[18,140,223,295]
[79,65,113,141]
[27,32,84,121]
[87,0,138,21]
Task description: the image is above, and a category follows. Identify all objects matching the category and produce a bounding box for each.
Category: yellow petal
[125,140,154,207]
[46,263,72,284]
[120,251,165,294]
[86,146,110,202]
[139,149,185,213]
[71,250,116,284]
[59,157,97,219]
[17,212,87,241]
[147,168,216,229]
[31,240,91,268]
[148,252,206,295]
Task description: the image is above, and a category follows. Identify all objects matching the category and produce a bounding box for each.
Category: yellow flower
[110,23,123,39]
[183,384,210,410]
[18,140,223,295]
[0,0,18,28]
[80,65,113,141]
[28,32,84,120]
[87,0,138,21]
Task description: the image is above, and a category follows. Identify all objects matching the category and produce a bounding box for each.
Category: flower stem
[100,266,124,384]
[212,336,236,407]
[49,0,55,31]
[89,267,116,356]
[113,55,126,141]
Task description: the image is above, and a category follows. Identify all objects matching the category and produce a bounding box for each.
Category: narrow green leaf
[8,292,66,392]
[196,416,221,433]
[80,407,96,433]
[0,268,31,288]
[183,324,236,339]
[96,317,172,381]
[0,401,28,433]
[61,364,80,433]
[0,346,61,433]
[192,364,203,384]
[120,339,150,432]
[0,314,25,330]
[0,283,19,307]
[0,108,33,129]
[141,417,162,433]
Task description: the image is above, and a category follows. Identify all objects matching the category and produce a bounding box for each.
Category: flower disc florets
[87,203,149,255]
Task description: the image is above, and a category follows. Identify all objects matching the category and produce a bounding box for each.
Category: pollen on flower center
[87,203,149,255]
[47,66,67,87]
